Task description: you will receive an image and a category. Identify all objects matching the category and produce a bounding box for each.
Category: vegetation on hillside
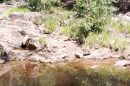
[2,0,129,51]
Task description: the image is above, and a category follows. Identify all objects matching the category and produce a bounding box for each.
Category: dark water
[0,61,130,86]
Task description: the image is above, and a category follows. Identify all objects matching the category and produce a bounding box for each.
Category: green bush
[60,0,115,44]
[74,0,115,33]
[27,0,60,11]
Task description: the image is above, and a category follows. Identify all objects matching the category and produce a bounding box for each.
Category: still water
[0,60,130,86]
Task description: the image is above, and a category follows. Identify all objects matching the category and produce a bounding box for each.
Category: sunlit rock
[114,60,130,67]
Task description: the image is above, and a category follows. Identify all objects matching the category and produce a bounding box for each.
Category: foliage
[59,0,116,44]
[27,0,60,11]
[74,0,115,33]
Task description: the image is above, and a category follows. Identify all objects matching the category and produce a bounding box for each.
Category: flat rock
[28,54,46,62]
[114,60,130,67]
[83,48,112,60]
[8,50,28,61]
[9,12,42,21]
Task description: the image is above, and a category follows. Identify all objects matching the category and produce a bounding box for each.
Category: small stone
[75,51,83,58]
[83,52,90,56]
[43,30,51,34]
[19,30,27,36]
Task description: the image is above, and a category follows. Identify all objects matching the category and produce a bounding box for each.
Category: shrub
[61,21,90,44]
[59,0,115,44]
[74,0,115,33]
[60,0,115,44]
[27,0,60,11]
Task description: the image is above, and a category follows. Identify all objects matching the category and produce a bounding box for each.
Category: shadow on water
[0,61,130,86]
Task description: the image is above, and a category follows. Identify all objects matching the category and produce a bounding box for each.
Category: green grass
[112,21,130,34]
[44,17,59,33]
[2,6,30,17]
[38,35,46,46]
[84,30,128,51]
[85,31,110,47]
[111,35,128,51]
[61,23,78,37]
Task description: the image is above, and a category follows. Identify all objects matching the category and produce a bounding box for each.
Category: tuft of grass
[111,36,128,51]
[2,6,30,17]
[112,21,130,34]
[61,22,81,38]
[85,31,110,47]
[38,35,46,46]
[84,30,128,51]
[33,17,45,26]
[61,24,77,37]
[44,17,59,33]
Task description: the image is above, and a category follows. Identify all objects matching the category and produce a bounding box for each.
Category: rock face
[0,10,84,63]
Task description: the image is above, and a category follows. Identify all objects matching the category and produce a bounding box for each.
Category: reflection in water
[0,62,130,86]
